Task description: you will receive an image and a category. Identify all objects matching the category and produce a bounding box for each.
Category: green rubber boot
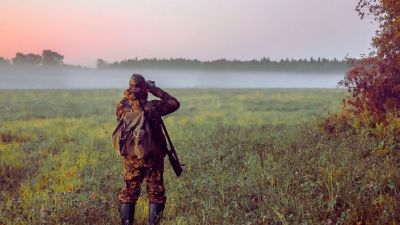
[148,203,164,225]
[120,203,135,225]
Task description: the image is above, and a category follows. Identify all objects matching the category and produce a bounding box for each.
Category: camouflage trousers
[118,156,166,204]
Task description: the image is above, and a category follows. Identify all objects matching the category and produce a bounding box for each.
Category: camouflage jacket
[115,86,180,159]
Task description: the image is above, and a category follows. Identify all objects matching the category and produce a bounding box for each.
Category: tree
[12,53,42,66]
[42,50,64,66]
[0,57,11,65]
[96,59,109,69]
[339,0,400,123]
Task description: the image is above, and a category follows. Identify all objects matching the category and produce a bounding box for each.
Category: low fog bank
[0,67,346,89]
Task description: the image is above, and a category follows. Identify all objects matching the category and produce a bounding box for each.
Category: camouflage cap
[130,74,145,85]
[128,73,148,100]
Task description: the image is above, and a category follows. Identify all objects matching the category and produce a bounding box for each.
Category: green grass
[1,89,399,224]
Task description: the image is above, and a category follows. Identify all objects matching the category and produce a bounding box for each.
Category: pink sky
[1,0,377,67]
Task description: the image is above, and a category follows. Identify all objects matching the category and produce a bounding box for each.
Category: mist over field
[0,68,345,89]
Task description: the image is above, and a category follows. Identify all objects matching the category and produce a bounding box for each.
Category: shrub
[339,0,400,124]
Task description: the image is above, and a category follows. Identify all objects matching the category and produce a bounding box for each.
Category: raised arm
[148,85,180,116]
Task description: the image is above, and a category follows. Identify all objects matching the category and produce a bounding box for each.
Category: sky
[0,0,377,67]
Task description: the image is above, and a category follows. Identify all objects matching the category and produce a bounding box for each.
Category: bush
[339,0,400,124]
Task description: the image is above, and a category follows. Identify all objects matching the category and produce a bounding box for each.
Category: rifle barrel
[160,119,180,161]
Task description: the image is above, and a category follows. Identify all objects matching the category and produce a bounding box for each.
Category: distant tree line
[0,50,64,67]
[97,57,348,72]
[0,49,349,72]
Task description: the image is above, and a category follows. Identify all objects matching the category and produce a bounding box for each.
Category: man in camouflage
[115,74,180,225]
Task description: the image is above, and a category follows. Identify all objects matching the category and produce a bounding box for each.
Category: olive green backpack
[112,111,153,158]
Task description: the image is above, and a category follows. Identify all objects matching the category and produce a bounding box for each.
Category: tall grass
[0,89,398,224]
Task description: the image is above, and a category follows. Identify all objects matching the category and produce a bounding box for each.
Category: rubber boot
[120,203,135,225]
[148,203,165,225]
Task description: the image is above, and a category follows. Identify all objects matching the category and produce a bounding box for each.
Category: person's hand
[146,80,156,92]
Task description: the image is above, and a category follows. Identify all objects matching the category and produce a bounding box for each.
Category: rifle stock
[167,150,183,177]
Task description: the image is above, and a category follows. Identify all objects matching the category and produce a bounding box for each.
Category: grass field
[1,89,399,225]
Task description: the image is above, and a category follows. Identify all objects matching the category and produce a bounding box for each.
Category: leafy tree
[339,0,400,123]
[12,53,42,66]
[42,50,64,66]
[96,59,109,69]
[0,57,11,65]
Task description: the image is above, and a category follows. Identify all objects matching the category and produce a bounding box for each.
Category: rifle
[160,119,183,177]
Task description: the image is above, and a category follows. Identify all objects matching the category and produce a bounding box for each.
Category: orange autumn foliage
[339,0,400,124]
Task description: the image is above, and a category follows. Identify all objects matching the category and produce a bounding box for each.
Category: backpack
[112,110,153,158]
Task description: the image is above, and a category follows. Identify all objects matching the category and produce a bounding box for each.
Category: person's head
[128,73,148,101]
